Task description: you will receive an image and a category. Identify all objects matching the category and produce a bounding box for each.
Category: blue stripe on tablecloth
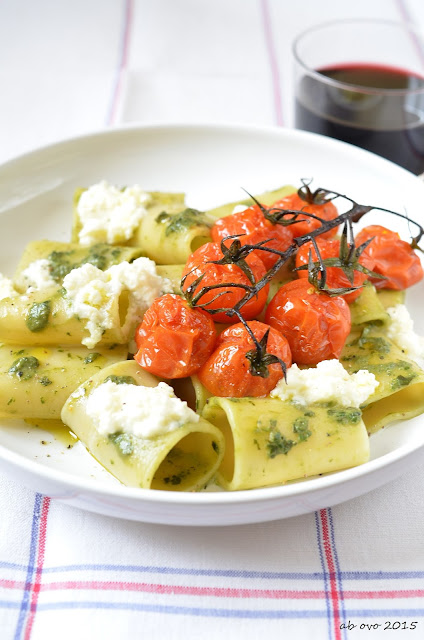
[2,561,424,581]
[315,511,332,640]
[2,599,424,619]
[13,493,43,640]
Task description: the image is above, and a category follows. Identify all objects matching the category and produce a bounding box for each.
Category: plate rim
[1,119,417,179]
[1,121,424,515]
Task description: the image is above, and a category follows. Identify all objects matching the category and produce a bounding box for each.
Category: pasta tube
[0,288,125,346]
[13,240,143,292]
[73,187,212,264]
[0,257,173,348]
[341,326,424,433]
[0,343,127,419]
[128,205,213,264]
[61,360,225,491]
[72,188,187,245]
[202,396,369,491]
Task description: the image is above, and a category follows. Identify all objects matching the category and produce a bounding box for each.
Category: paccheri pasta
[1,179,424,492]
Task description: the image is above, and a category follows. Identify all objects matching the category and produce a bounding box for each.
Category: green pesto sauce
[158,208,212,236]
[48,250,75,282]
[327,407,362,425]
[80,244,124,271]
[352,326,392,354]
[292,417,311,442]
[358,335,391,354]
[103,375,137,385]
[109,433,134,456]
[84,352,101,364]
[8,356,40,381]
[26,300,51,332]
[390,373,416,391]
[163,474,183,485]
[39,376,52,386]
[48,244,126,283]
[267,430,296,458]
[368,360,412,375]
[342,348,413,378]
[163,468,193,486]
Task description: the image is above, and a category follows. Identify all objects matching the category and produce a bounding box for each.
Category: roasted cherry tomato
[295,237,374,303]
[355,225,424,290]
[134,294,217,378]
[211,204,293,269]
[182,241,269,323]
[265,279,351,365]
[272,192,339,239]
[197,320,292,397]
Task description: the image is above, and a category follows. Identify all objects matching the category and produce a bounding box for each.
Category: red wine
[295,64,424,174]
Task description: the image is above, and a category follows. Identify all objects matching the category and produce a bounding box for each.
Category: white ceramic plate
[0,123,424,526]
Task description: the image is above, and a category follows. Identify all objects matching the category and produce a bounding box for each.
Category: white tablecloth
[1,1,424,639]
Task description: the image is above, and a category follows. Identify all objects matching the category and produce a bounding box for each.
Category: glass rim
[292,18,424,97]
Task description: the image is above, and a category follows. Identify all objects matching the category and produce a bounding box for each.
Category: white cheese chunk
[0,273,19,300]
[21,258,57,292]
[63,257,172,348]
[386,304,424,365]
[270,359,379,407]
[84,380,199,438]
[77,180,151,246]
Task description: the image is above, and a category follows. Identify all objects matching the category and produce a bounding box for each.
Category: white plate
[0,123,424,526]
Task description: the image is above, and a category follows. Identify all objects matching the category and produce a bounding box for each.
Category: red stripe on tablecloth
[107,0,134,125]
[260,0,284,126]
[3,576,423,600]
[23,497,50,640]
[40,582,327,598]
[320,509,342,640]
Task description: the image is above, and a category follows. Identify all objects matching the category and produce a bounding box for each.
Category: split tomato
[181,241,269,323]
[265,279,351,365]
[355,225,423,290]
[197,320,292,397]
[134,294,217,378]
[211,204,294,269]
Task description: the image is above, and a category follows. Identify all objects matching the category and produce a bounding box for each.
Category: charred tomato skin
[265,279,351,365]
[211,204,294,269]
[355,225,424,290]
[134,293,217,378]
[272,192,339,239]
[182,241,269,323]
[197,320,292,397]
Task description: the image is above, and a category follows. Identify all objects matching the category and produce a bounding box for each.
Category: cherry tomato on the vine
[134,294,217,378]
[265,279,351,365]
[355,225,424,290]
[181,241,269,323]
[272,192,339,239]
[197,320,292,397]
[295,237,374,303]
[211,204,294,269]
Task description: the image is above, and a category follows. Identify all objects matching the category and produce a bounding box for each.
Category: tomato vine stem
[180,182,424,378]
